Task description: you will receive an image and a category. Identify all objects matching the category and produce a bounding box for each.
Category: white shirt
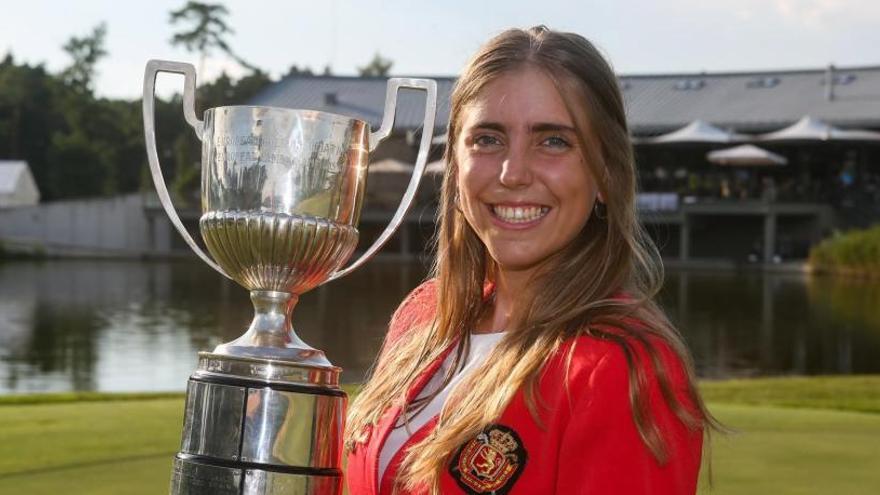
[377,331,506,482]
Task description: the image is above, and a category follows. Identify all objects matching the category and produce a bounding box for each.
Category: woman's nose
[499,146,532,188]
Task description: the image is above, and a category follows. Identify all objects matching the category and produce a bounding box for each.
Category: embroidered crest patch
[449,424,527,494]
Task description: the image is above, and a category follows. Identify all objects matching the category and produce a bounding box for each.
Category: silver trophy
[143,60,436,494]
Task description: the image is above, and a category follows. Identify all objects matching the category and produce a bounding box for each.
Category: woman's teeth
[491,205,550,223]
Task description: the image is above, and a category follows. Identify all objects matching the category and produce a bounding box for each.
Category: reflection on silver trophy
[143,59,437,494]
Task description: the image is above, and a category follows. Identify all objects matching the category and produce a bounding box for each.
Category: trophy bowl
[198,106,369,365]
[143,60,437,495]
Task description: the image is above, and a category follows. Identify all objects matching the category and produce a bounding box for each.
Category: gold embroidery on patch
[452,424,526,494]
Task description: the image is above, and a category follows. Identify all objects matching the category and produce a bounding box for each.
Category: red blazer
[346,281,703,495]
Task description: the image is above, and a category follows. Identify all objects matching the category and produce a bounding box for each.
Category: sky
[3,0,880,99]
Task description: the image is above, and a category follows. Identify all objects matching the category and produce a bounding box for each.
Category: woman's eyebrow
[471,121,506,132]
[468,122,576,133]
[531,123,576,133]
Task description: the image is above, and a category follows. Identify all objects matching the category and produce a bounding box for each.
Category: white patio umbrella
[369,158,413,173]
[707,144,788,166]
[425,159,446,175]
[642,120,750,144]
[758,116,880,142]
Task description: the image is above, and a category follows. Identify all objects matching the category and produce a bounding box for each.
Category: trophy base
[171,454,341,495]
[170,353,346,495]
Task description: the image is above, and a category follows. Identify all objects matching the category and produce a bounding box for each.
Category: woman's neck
[475,267,533,334]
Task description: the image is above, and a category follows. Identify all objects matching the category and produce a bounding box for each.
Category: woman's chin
[487,251,549,275]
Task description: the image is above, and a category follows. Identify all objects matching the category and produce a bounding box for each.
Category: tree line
[0,1,392,202]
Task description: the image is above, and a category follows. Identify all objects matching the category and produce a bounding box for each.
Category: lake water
[1,259,878,394]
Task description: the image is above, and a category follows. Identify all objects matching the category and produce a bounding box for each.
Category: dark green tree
[60,22,108,95]
[0,55,66,197]
[46,131,111,198]
[283,64,314,78]
[358,53,393,77]
[169,1,255,76]
[1,13,277,202]
[1,44,144,199]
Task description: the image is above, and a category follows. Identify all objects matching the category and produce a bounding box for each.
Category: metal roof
[249,76,456,132]
[249,65,880,136]
[0,161,30,194]
[622,66,880,134]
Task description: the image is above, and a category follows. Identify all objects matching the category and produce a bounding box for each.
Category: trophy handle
[328,78,438,281]
[142,59,232,279]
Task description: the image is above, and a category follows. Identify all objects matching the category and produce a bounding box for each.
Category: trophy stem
[248,290,301,348]
[212,290,333,367]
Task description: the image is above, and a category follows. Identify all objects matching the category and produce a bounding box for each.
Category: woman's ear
[597,191,605,204]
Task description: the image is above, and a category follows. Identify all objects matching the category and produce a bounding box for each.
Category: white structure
[0,193,173,257]
[0,161,40,208]
[640,120,749,144]
[757,116,880,142]
[707,144,788,166]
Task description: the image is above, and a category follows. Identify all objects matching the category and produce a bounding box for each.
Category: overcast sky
[3,0,880,99]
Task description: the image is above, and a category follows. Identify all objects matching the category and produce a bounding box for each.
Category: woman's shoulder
[385,279,439,347]
[548,328,704,494]
[549,321,693,402]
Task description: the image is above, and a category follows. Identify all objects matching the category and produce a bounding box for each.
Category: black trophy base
[171,454,341,495]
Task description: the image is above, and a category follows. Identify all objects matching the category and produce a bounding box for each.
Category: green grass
[699,405,880,495]
[0,391,184,406]
[0,398,184,495]
[0,377,878,494]
[700,375,880,414]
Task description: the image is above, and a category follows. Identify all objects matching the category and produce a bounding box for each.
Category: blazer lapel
[368,339,460,494]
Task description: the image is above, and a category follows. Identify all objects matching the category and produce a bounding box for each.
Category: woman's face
[454,66,602,274]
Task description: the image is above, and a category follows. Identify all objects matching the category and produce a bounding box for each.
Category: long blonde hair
[346,26,716,493]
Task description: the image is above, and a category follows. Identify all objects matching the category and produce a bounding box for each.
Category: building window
[746,76,781,89]
[833,73,857,85]
[674,79,705,90]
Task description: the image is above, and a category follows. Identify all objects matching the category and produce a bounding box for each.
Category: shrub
[809,225,880,276]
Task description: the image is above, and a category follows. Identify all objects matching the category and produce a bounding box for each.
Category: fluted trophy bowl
[201,107,367,293]
[199,107,369,365]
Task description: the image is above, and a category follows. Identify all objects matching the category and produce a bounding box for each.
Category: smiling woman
[455,66,600,275]
[344,26,718,495]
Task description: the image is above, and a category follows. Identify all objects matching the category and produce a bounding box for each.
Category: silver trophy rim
[194,351,342,387]
[203,104,370,130]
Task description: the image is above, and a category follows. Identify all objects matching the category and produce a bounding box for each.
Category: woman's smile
[487,203,552,228]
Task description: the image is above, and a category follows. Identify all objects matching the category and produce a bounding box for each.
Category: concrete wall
[0,193,172,257]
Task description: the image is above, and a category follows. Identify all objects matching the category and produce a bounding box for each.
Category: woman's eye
[474,135,502,147]
[542,136,571,149]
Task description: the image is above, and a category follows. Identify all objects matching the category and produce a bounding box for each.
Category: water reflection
[665,271,880,378]
[0,259,419,393]
[0,259,878,393]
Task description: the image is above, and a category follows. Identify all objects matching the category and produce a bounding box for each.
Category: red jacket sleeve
[555,344,703,494]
